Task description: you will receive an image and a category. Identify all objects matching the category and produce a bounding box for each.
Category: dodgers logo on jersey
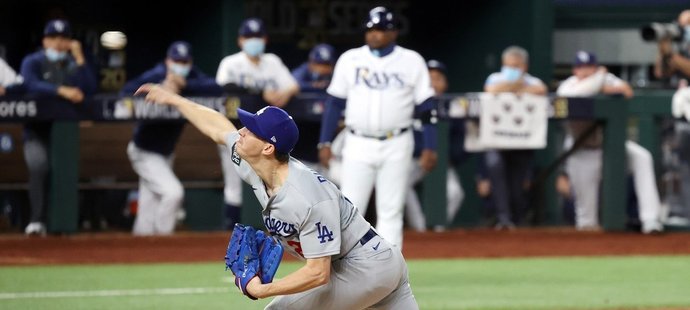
[315,222,334,243]
[354,67,405,89]
[231,143,241,166]
[264,217,297,238]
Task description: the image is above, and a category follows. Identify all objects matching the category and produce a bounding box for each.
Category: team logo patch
[316,222,334,243]
[231,143,241,166]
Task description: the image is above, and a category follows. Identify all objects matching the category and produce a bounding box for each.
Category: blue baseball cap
[427,59,447,74]
[574,50,597,66]
[237,106,299,154]
[44,19,71,37]
[309,44,336,64]
[238,18,267,37]
[167,41,192,62]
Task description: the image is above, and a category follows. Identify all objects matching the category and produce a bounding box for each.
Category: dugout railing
[0,91,676,233]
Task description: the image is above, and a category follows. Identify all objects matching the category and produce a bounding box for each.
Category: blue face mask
[45,48,68,62]
[310,71,331,81]
[501,66,522,82]
[169,63,191,77]
[243,38,265,57]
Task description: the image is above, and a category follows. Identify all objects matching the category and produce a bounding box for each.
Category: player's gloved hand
[255,230,284,284]
[224,223,260,300]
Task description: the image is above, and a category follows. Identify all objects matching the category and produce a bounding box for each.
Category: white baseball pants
[565,139,661,229]
[127,142,184,236]
[340,131,413,248]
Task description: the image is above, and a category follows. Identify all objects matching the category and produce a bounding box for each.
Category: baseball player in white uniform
[216,17,299,229]
[318,7,438,247]
[136,84,418,309]
[557,50,663,234]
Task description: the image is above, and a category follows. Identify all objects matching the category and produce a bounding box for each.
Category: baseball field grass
[1,255,689,310]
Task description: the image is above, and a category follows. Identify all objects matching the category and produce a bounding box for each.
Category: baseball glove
[255,230,284,284]
[224,224,260,300]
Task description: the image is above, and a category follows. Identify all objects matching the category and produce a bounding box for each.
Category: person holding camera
[652,10,690,83]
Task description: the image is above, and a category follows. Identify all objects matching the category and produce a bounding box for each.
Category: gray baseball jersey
[225,131,371,260]
[225,131,418,309]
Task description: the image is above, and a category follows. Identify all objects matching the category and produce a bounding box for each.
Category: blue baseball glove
[224,223,259,300]
[255,230,284,284]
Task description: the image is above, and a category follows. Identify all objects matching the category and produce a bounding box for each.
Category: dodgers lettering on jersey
[327,45,434,135]
[264,217,297,238]
[225,131,371,260]
[216,52,298,92]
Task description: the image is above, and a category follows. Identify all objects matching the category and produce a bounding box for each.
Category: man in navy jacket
[20,19,97,235]
[121,41,222,235]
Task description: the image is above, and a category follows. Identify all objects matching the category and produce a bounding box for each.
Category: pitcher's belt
[349,127,409,140]
[359,228,378,245]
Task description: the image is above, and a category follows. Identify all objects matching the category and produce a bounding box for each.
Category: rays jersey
[327,45,434,135]
[216,52,297,92]
[225,131,371,260]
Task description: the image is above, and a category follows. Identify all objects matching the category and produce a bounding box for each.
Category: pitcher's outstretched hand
[135,83,181,106]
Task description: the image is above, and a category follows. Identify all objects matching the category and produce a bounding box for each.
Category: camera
[641,22,684,41]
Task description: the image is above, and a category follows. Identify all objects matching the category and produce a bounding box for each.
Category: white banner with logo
[465,92,548,151]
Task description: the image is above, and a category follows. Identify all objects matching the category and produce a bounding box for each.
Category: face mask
[310,71,331,81]
[45,48,67,62]
[243,38,265,57]
[501,66,522,82]
[169,63,191,77]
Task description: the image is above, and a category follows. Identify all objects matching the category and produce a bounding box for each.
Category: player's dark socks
[225,204,242,229]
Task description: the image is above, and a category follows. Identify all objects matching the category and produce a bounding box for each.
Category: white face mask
[242,38,265,57]
[45,48,67,62]
[169,63,191,77]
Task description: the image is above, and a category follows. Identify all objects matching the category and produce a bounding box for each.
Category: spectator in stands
[289,43,337,170]
[0,56,23,96]
[557,50,663,234]
[20,19,97,235]
[291,43,336,93]
[483,45,547,230]
[404,59,465,231]
[121,41,222,236]
[215,17,300,229]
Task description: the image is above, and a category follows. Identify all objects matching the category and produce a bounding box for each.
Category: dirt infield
[1,228,689,266]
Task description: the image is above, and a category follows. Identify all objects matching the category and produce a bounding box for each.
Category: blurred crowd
[3,8,690,237]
